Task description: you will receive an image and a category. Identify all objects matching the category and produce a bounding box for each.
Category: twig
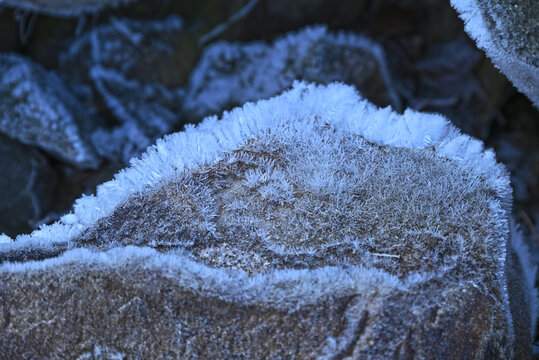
[199,0,259,46]
[14,9,38,46]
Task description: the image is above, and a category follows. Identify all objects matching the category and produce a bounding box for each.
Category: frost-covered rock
[59,15,188,164]
[0,53,101,169]
[0,0,137,16]
[184,25,401,120]
[451,0,539,108]
[0,82,535,358]
[0,134,56,237]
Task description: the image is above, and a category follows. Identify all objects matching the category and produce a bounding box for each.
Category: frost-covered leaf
[0,53,101,169]
[0,82,533,358]
[59,15,188,163]
[184,25,401,120]
[451,0,539,108]
[0,0,137,16]
[60,15,189,88]
[89,67,183,163]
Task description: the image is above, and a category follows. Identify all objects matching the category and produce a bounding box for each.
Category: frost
[0,81,510,255]
[0,53,101,169]
[0,0,137,16]
[0,234,12,244]
[0,82,525,357]
[59,15,185,163]
[451,0,539,108]
[184,25,401,120]
[1,245,401,310]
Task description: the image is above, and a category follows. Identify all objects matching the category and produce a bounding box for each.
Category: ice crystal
[0,82,533,358]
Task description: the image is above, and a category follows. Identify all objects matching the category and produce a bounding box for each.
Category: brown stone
[0,83,533,358]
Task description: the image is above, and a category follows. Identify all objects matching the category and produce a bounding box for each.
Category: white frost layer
[450,0,539,108]
[0,246,401,310]
[0,234,12,244]
[0,81,510,254]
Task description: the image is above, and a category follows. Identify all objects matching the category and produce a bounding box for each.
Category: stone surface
[59,15,191,164]
[451,0,539,108]
[0,134,56,237]
[0,53,101,169]
[0,0,137,16]
[0,83,534,358]
[184,25,401,121]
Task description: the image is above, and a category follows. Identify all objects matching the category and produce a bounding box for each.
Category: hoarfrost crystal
[0,82,534,358]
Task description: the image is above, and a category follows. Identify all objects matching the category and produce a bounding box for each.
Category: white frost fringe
[0,81,510,256]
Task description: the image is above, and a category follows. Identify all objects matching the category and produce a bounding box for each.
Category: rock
[0,0,138,17]
[451,0,539,108]
[184,25,401,121]
[59,15,192,164]
[0,134,56,237]
[0,83,534,358]
[0,53,101,169]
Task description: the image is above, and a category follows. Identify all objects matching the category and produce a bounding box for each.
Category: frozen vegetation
[58,21,400,165]
[0,53,101,169]
[59,15,185,164]
[1,83,535,358]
